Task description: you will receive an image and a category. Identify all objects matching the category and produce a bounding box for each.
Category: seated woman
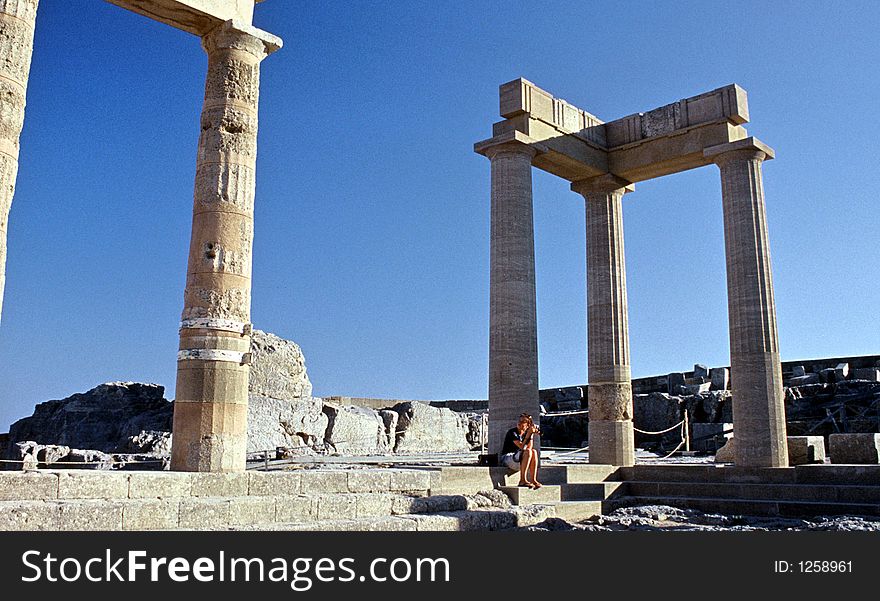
[499,413,542,489]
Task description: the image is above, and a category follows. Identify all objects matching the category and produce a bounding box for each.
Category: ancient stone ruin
[476,78,786,468]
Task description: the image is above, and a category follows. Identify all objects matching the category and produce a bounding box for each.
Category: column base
[589,420,634,466]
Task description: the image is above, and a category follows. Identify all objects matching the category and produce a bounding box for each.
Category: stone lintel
[604,84,749,148]
[473,130,545,158]
[704,136,775,162]
[106,0,262,37]
[571,174,634,196]
[498,77,607,147]
[608,122,748,183]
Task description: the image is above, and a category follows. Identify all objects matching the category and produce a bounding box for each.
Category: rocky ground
[525,505,880,532]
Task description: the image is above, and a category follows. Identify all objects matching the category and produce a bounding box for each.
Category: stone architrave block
[667,373,686,394]
[684,382,712,395]
[791,365,806,378]
[852,368,880,382]
[829,433,880,464]
[786,436,825,465]
[693,364,710,380]
[710,367,730,391]
[789,374,821,386]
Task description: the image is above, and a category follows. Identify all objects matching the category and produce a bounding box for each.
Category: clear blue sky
[1,0,878,430]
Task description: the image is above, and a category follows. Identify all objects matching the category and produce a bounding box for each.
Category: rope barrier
[632,419,686,435]
[0,457,167,466]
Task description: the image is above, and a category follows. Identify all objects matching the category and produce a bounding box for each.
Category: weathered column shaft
[0,0,38,324]
[171,21,280,472]
[710,139,788,467]
[573,175,634,466]
[487,142,540,455]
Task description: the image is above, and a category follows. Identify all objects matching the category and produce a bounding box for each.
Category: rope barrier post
[264,453,269,472]
[684,411,690,453]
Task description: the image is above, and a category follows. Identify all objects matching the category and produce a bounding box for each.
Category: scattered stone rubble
[524,505,880,532]
[2,330,483,469]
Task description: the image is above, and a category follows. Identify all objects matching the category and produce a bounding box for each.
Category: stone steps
[498,485,561,505]
[612,495,880,518]
[543,500,604,522]
[560,481,625,501]
[625,481,880,504]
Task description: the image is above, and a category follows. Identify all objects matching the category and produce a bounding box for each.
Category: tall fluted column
[572,175,635,466]
[486,141,540,456]
[706,137,788,467]
[171,20,281,472]
[0,0,38,325]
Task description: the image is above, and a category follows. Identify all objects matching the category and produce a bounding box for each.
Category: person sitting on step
[500,413,542,489]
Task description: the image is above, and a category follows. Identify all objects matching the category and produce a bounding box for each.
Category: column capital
[704,136,775,166]
[475,130,544,160]
[202,19,283,59]
[570,174,634,197]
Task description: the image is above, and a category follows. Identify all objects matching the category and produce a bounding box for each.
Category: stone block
[355,493,395,518]
[836,363,850,378]
[710,367,729,390]
[791,365,806,377]
[228,496,276,526]
[819,367,847,383]
[667,372,685,394]
[409,513,462,531]
[0,501,58,531]
[347,470,391,493]
[57,500,125,530]
[128,472,192,499]
[829,433,880,464]
[316,494,357,521]
[275,495,317,523]
[683,382,712,395]
[57,472,129,499]
[123,499,181,530]
[787,436,825,465]
[0,472,59,501]
[389,469,431,493]
[299,470,348,494]
[190,473,248,497]
[693,364,710,379]
[178,498,231,529]
[355,516,418,532]
[391,495,422,515]
[691,422,733,453]
[852,368,880,382]
[247,471,301,496]
[789,374,820,386]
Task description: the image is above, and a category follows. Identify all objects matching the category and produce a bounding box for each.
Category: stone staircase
[0,467,569,531]
[437,464,624,522]
[611,464,880,517]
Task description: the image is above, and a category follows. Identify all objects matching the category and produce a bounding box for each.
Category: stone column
[571,175,635,466]
[705,137,788,467]
[171,20,281,472]
[0,0,38,325]
[485,140,540,456]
